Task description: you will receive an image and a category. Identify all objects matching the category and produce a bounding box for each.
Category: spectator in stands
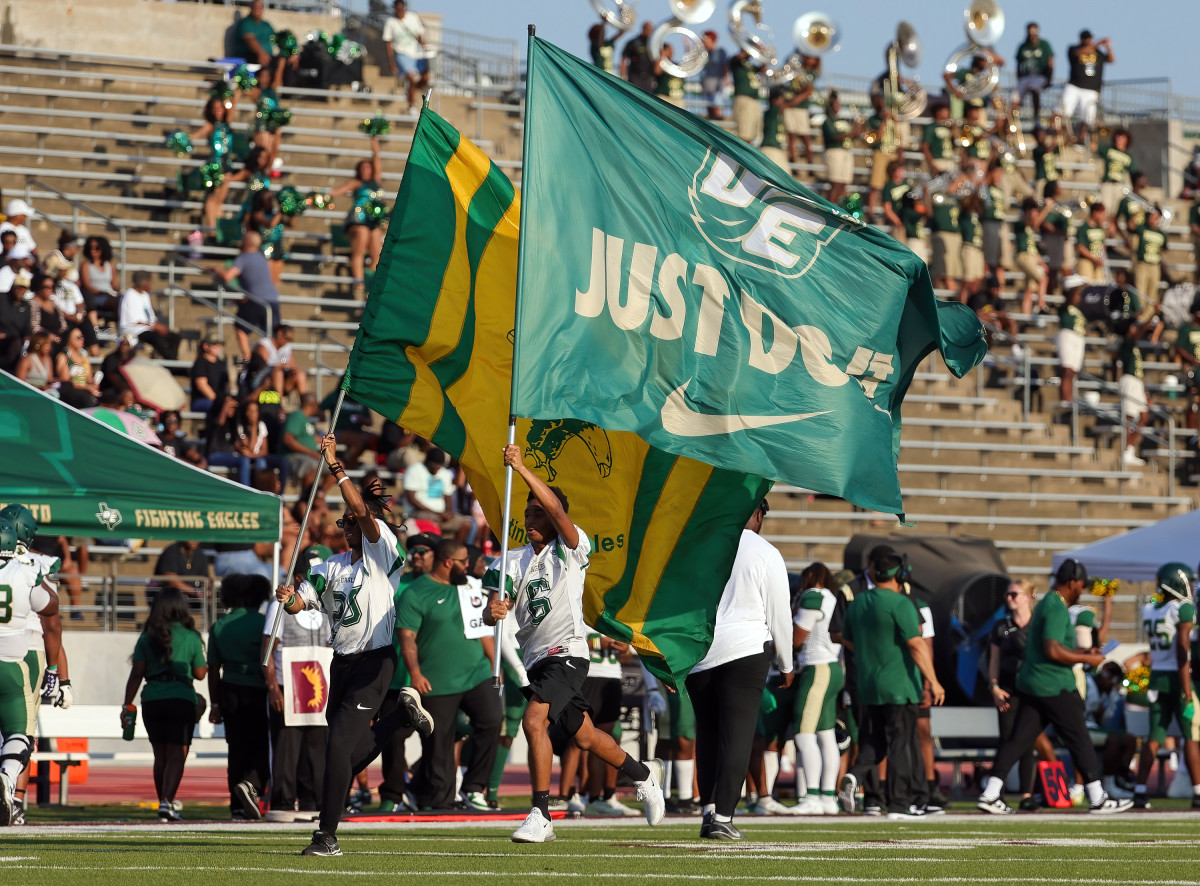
[122,587,208,822]
[79,235,120,321]
[958,192,986,303]
[1060,31,1113,144]
[929,193,963,293]
[0,267,33,372]
[54,326,100,409]
[206,231,280,362]
[398,538,501,811]
[383,424,426,473]
[279,393,327,492]
[383,1,430,111]
[921,105,956,175]
[208,394,255,487]
[159,410,205,468]
[588,19,618,74]
[97,333,137,397]
[246,324,306,400]
[620,22,656,93]
[971,275,1021,354]
[1097,129,1136,215]
[330,137,385,298]
[15,331,57,394]
[864,94,890,216]
[728,49,763,145]
[234,399,277,484]
[699,31,728,121]
[0,229,14,264]
[1091,661,1138,799]
[784,55,820,168]
[119,271,180,360]
[988,579,1056,810]
[1075,202,1113,282]
[44,237,99,356]
[1014,198,1051,316]
[1112,317,1149,467]
[881,160,911,238]
[981,160,1009,288]
[233,0,275,68]
[148,539,211,612]
[244,189,289,289]
[1133,207,1167,321]
[758,88,789,172]
[208,573,271,821]
[1115,173,1150,250]
[403,448,470,543]
[29,273,69,346]
[821,93,860,205]
[0,243,34,296]
[0,199,37,259]
[1174,300,1200,430]
[1040,181,1072,291]
[1031,128,1059,201]
[1192,196,1200,281]
[899,191,929,265]
[262,546,332,821]
[1014,22,1053,121]
[190,334,229,415]
[1057,275,1091,405]
[653,46,685,109]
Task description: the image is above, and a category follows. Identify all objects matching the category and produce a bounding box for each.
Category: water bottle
[120,705,137,741]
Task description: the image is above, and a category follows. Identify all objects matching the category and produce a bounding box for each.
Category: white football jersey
[19,550,60,641]
[485,526,592,671]
[794,586,841,667]
[0,557,54,661]
[296,519,405,656]
[586,630,624,680]
[1142,597,1195,672]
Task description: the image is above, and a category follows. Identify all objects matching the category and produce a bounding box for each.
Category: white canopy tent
[1051,508,1200,582]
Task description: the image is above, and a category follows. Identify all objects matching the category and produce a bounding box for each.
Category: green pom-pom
[272,29,299,58]
[365,199,390,224]
[307,192,334,211]
[232,64,258,93]
[164,130,193,157]
[268,108,292,129]
[209,81,234,104]
[199,162,225,190]
[839,192,864,221]
[327,34,345,58]
[278,186,307,218]
[358,113,391,138]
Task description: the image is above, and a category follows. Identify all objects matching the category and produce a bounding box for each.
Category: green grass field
[4,810,1200,885]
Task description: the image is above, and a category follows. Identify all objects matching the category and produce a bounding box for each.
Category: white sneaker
[1090,794,1134,814]
[636,758,666,826]
[585,797,632,816]
[750,794,792,815]
[512,808,556,843]
[566,792,587,815]
[792,794,827,815]
[821,794,840,815]
[1123,448,1146,467]
[837,773,858,813]
[0,772,13,827]
[977,795,1013,815]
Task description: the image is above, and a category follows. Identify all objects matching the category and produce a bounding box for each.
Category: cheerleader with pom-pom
[329,136,386,299]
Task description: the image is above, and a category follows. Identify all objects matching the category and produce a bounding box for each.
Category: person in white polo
[1056,275,1091,406]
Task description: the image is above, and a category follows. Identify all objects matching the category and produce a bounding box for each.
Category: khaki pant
[783,107,811,136]
[908,237,929,264]
[1100,181,1126,215]
[734,94,762,144]
[825,147,854,185]
[1135,261,1162,315]
[761,145,790,174]
[931,158,957,174]
[869,151,891,190]
[1076,256,1101,281]
[962,243,985,281]
[931,231,963,280]
[1016,251,1046,285]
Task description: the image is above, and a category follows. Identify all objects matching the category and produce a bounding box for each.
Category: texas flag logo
[291,660,328,714]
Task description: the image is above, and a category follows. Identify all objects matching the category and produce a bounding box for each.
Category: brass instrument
[885,21,926,121]
[650,0,716,79]
[992,93,1027,158]
[793,11,840,56]
[728,0,775,64]
[944,0,1004,100]
[1121,187,1175,231]
[590,0,638,32]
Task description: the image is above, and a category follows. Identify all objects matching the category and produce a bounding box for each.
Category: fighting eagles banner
[346,109,769,685]
[514,37,987,517]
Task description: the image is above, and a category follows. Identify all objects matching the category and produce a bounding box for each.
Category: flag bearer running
[485,444,665,843]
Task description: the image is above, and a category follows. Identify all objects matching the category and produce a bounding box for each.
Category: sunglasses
[409,547,431,556]
[1005,591,1021,599]
[335,516,357,529]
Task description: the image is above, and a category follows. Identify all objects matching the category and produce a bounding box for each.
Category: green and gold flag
[346,109,770,684]
[514,37,988,517]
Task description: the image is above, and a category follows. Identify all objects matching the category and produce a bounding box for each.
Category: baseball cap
[1063,274,1091,292]
[43,252,74,277]
[4,199,33,218]
[13,269,32,288]
[6,244,32,262]
[405,532,441,555]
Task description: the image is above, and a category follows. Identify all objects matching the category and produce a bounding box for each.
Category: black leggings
[996,690,1039,795]
[219,681,270,802]
[686,651,769,818]
[989,689,1099,789]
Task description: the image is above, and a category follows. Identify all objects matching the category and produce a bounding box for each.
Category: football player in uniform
[0,518,62,826]
[1132,563,1198,809]
[485,444,665,844]
[791,562,844,815]
[274,433,434,857]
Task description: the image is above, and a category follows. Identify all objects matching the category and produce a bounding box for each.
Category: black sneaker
[1018,795,1039,811]
[699,811,713,838]
[234,781,263,820]
[399,686,434,738]
[10,798,25,826]
[702,819,744,840]
[1191,796,1200,810]
[977,796,1013,815]
[1090,794,1134,814]
[1132,793,1151,810]
[301,830,342,856]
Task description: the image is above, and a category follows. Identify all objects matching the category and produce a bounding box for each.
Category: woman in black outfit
[987,580,1058,809]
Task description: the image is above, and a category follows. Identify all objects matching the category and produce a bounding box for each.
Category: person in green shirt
[123,587,208,822]
[1190,199,1200,280]
[929,193,962,291]
[1057,274,1090,404]
[1097,129,1136,215]
[208,573,270,820]
[900,194,929,264]
[958,192,986,301]
[1115,172,1149,251]
[1112,317,1149,466]
[921,104,955,174]
[233,0,275,67]
[730,50,764,144]
[653,44,685,108]
[278,393,325,491]
[1031,127,1060,199]
[1015,22,1054,119]
[977,559,1132,815]
[397,538,500,810]
[759,88,789,173]
[1133,208,1167,320]
[882,160,911,238]
[588,21,618,74]
[960,101,997,172]
[1014,197,1050,315]
[1173,300,1200,431]
[1074,201,1112,281]
[839,551,944,818]
[821,92,861,203]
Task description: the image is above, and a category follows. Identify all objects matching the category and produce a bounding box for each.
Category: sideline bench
[930,706,999,796]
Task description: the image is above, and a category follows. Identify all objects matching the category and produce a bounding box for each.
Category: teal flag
[513,38,986,517]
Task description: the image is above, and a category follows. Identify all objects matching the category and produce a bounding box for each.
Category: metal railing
[23,179,130,290]
[165,256,274,344]
[60,569,220,632]
[311,326,351,401]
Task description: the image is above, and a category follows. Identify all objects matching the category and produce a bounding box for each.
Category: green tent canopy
[0,371,280,542]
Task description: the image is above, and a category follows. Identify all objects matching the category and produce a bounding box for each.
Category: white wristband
[337,475,351,486]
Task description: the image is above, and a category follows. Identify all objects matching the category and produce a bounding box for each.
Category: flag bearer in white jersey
[0,518,62,826]
[275,433,433,857]
[1,504,70,826]
[485,444,665,844]
[1132,563,1199,809]
[791,562,844,815]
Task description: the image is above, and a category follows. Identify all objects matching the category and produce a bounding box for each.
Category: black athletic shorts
[582,676,623,726]
[524,656,591,749]
[142,698,197,746]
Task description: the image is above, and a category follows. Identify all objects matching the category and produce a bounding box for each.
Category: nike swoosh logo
[437,597,447,604]
[660,379,830,437]
[565,660,576,669]
[356,703,371,710]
